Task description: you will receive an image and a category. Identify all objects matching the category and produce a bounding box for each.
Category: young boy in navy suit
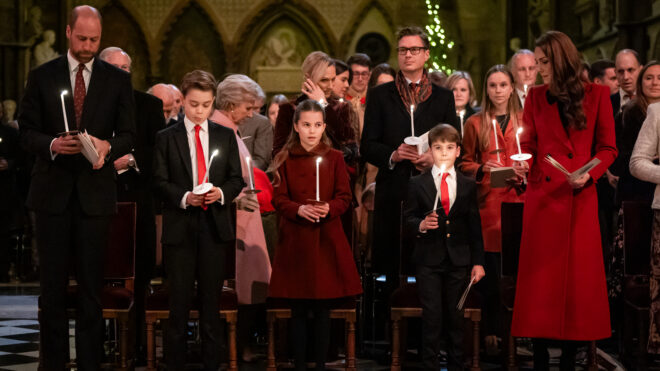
[404,124,485,371]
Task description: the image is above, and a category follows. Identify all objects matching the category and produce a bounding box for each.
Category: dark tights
[532,338,580,371]
[290,299,331,371]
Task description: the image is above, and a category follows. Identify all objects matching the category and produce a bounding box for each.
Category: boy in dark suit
[404,124,485,371]
[153,70,244,370]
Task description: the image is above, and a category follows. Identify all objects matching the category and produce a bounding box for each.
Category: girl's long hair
[536,30,586,129]
[267,99,331,186]
[477,64,521,152]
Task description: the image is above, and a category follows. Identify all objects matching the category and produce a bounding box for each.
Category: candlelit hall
[2,0,660,370]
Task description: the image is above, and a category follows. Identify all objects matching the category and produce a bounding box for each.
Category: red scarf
[395,69,432,109]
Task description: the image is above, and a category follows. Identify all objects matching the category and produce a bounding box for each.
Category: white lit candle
[516,127,523,156]
[523,84,528,95]
[60,90,70,133]
[316,156,322,201]
[246,156,255,190]
[432,164,446,212]
[492,119,500,162]
[459,110,465,136]
[410,104,415,137]
[202,149,219,184]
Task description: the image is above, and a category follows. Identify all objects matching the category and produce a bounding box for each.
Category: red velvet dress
[268,142,362,299]
[511,83,617,340]
[460,113,525,253]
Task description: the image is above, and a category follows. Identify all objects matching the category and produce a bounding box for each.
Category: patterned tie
[409,82,419,95]
[440,173,450,214]
[194,125,207,209]
[74,63,86,128]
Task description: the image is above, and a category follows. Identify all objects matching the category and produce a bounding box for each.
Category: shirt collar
[67,50,94,74]
[184,116,208,133]
[405,77,421,85]
[431,164,456,179]
[620,87,635,100]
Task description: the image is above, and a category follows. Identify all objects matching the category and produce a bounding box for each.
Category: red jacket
[460,112,525,253]
[268,142,362,299]
[511,83,617,340]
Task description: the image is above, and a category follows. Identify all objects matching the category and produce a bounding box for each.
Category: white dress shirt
[619,87,635,112]
[179,116,224,208]
[516,88,527,109]
[67,50,93,93]
[431,164,457,210]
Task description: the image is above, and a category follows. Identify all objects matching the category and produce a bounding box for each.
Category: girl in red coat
[511,31,617,369]
[268,99,362,371]
[460,64,525,353]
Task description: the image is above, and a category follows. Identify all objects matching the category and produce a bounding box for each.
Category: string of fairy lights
[424,0,454,74]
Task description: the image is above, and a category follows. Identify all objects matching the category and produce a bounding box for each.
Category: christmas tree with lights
[425,0,454,73]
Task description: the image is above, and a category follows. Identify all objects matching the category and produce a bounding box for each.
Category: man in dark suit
[17,6,135,369]
[153,70,244,370]
[99,46,165,361]
[404,124,484,370]
[611,49,642,115]
[361,26,458,287]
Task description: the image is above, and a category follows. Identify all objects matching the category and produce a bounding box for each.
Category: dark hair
[346,53,372,70]
[368,63,396,88]
[535,30,586,130]
[396,26,430,49]
[428,124,461,146]
[633,60,660,115]
[589,59,615,81]
[429,71,448,87]
[68,5,102,29]
[334,59,352,84]
[268,100,330,185]
[180,70,217,97]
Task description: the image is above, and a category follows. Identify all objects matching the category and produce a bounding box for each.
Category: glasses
[397,46,428,56]
[352,71,370,78]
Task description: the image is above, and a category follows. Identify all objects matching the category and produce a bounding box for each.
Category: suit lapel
[207,123,223,185]
[55,56,75,132]
[420,172,438,214]
[174,122,193,183]
[80,58,108,131]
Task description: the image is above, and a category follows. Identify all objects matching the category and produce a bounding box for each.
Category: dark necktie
[409,82,419,95]
[74,63,86,128]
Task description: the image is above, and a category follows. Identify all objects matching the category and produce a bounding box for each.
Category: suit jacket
[18,55,135,216]
[610,91,621,116]
[360,80,457,273]
[117,90,165,200]
[404,171,484,267]
[238,113,272,170]
[153,119,245,244]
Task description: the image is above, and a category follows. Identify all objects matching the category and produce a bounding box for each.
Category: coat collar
[419,170,468,217]
[289,141,331,157]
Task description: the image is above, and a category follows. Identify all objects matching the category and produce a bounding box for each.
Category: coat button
[568,153,573,159]
[446,233,451,238]
[546,176,551,182]
[445,220,450,225]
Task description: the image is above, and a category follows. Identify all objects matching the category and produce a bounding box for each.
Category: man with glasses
[345,53,371,139]
[361,28,458,366]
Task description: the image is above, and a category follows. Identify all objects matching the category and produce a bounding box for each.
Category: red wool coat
[460,112,525,253]
[268,142,362,299]
[511,83,617,340]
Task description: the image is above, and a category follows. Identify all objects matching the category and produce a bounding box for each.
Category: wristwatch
[318,98,328,109]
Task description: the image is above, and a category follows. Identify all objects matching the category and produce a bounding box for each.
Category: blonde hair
[446,71,476,107]
[478,64,521,151]
[302,51,334,85]
[215,74,265,111]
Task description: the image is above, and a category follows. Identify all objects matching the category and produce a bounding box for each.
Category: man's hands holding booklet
[53,132,110,170]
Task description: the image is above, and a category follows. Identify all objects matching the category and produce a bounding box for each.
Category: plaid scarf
[395,69,432,109]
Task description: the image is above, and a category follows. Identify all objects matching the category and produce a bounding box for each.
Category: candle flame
[61,90,68,96]
[211,149,219,158]
[517,127,523,135]
[440,164,446,173]
[410,104,415,110]
[316,156,322,164]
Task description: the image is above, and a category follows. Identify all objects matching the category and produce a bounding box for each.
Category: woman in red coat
[511,31,617,369]
[460,64,525,353]
[268,99,362,371]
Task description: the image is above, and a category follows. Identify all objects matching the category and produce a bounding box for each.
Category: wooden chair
[389,282,482,371]
[621,200,653,370]
[144,284,239,371]
[38,202,137,370]
[265,298,357,371]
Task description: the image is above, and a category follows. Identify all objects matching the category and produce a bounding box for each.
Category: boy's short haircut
[180,70,217,97]
[428,123,461,146]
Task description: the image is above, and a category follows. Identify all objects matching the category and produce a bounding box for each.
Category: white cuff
[217,187,225,205]
[49,138,58,160]
[388,151,396,170]
[180,191,190,209]
[419,222,427,233]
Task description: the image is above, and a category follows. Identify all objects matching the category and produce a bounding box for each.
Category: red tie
[440,173,450,214]
[194,125,207,209]
[74,63,86,128]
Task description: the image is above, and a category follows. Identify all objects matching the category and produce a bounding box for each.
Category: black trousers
[37,191,110,370]
[532,338,580,371]
[289,299,332,371]
[164,208,228,371]
[476,252,501,337]
[416,263,469,371]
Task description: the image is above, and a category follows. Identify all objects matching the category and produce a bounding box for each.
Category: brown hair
[477,64,521,151]
[68,5,102,29]
[632,60,660,115]
[267,99,330,185]
[396,26,430,49]
[428,123,461,147]
[180,70,217,97]
[346,53,372,69]
[446,71,476,107]
[368,63,396,88]
[535,30,586,129]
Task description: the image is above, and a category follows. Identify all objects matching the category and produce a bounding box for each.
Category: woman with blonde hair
[446,71,477,135]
